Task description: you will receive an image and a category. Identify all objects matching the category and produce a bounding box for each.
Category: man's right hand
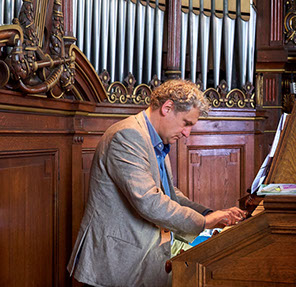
[204,207,247,229]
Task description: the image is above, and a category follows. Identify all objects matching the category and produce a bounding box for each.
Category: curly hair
[150,79,210,116]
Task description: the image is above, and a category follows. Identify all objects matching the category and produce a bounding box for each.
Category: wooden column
[63,0,73,38]
[165,0,182,79]
[63,0,76,48]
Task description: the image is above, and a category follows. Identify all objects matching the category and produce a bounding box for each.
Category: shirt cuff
[202,209,213,216]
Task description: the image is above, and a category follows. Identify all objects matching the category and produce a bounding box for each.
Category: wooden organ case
[171,101,296,287]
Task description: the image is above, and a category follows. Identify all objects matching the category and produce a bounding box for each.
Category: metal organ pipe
[212,0,223,89]
[92,0,102,72]
[100,0,110,71]
[144,1,155,84]
[153,0,164,81]
[4,0,14,24]
[72,0,78,38]
[223,0,236,91]
[237,0,249,87]
[189,0,199,83]
[0,1,4,25]
[126,0,136,77]
[117,0,127,82]
[84,0,93,60]
[108,0,118,82]
[200,1,211,91]
[180,7,189,80]
[15,0,22,19]
[136,0,146,84]
[76,0,85,51]
[248,0,256,85]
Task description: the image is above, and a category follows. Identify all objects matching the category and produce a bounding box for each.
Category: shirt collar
[143,111,170,155]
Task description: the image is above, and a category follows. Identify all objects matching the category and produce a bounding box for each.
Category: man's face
[159,106,200,145]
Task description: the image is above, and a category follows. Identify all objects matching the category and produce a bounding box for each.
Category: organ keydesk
[171,101,296,287]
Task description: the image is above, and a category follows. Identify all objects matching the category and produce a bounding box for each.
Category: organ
[170,100,296,286]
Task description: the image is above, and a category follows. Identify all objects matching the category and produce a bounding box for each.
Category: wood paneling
[176,108,265,211]
[256,0,287,63]
[187,147,241,210]
[0,150,58,287]
[270,0,283,44]
[0,90,144,287]
[178,134,252,211]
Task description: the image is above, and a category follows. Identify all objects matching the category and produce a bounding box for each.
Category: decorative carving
[99,69,111,91]
[149,75,161,90]
[49,0,75,98]
[282,94,296,113]
[255,73,264,107]
[73,136,84,144]
[195,78,203,91]
[50,0,65,58]
[100,71,155,105]
[100,71,255,108]
[204,80,255,109]
[0,0,75,97]
[217,79,229,96]
[284,0,296,44]
[124,73,137,95]
[282,74,296,113]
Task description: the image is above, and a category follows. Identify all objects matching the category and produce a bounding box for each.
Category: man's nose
[181,127,192,138]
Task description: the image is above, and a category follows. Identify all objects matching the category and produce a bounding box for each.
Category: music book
[257,183,296,195]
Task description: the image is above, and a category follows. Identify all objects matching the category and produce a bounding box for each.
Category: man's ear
[160,100,174,116]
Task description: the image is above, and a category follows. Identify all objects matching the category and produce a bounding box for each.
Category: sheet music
[251,113,288,194]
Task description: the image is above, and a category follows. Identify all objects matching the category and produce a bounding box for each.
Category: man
[67,79,246,287]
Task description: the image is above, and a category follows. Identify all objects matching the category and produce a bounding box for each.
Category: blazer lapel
[134,112,162,187]
[135,111,178,202]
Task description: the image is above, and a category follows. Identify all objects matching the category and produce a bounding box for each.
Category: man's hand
[204,207,247,229]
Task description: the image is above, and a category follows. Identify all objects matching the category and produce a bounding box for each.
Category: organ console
[170,100,296,286]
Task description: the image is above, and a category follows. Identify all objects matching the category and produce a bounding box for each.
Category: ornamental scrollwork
[101,71,160,105]
[284,0,296,44]
[204,80,255,109]
[282,93,296,113]
[0,0,75,97]
[102,72,255,108]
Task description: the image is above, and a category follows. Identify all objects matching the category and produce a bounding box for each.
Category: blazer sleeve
[105,128,206,237]
[174,187,213,215]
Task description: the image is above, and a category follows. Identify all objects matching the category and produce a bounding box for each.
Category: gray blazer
[67,112,209,287]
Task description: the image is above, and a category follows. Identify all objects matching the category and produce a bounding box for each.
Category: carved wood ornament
[0,0,75,98]
[284,0,296,44]
[204,80,255,109]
